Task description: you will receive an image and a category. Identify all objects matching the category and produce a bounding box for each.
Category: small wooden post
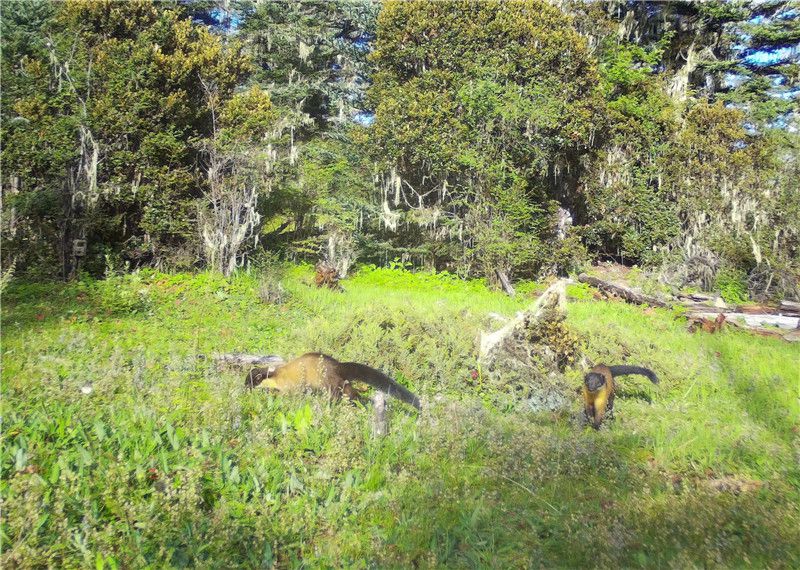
[372,391,388,438]
[72,239,87,278]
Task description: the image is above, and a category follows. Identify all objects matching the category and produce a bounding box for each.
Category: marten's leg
[342,382,356,399]
[592,406,606,429]
[316,367,335,396]
[584,403,595,427]
[328,382,344,400]
[342,382,369,405]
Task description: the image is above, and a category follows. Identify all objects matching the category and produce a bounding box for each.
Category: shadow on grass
[362,410,800,568]
[712,334,800,443]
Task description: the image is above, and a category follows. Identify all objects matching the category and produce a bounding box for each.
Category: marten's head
[584,372,606,392]
[245,367,273,389]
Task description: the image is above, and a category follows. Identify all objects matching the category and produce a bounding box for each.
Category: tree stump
[478,279,577,412]
[315,262,341,290]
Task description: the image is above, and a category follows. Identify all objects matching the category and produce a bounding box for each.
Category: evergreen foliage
[1,0,798,297]
[369,0,603,279]
[2,0,249,274]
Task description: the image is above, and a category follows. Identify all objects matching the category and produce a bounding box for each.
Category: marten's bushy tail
[339,362,422,410]
[608,365,659,384]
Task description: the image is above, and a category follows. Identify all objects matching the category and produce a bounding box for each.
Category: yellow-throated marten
[583,364,658,428]
[245,352,422,410]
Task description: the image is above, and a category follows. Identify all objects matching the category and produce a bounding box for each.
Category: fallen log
[731,324,789,340]
[784,330,800,342]
[680,301,800,318]
[213,353,286,367]
[680,302,735,313]
[738,304,774,315]
[686,311,799,341]
[676,292,716,303]
[578,274,670,308]
[689,312,799,331]
[779,300,800,317]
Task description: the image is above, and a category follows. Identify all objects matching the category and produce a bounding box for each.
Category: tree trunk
[60,171,77,281]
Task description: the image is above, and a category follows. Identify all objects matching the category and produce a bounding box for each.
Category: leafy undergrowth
[2,266,799,568]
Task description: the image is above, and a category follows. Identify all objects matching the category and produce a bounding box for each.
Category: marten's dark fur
[582,364,658,428]
[245,352,421,410]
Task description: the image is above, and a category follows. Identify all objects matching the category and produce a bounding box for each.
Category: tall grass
[2,266,798,567]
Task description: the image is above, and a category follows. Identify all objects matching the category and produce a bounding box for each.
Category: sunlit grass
[2,266,798,567]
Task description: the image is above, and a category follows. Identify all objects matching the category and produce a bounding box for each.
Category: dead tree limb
[213,354,285,367]
[681,303,735,313]
[779,301,800,317]
[495,269,516,297]
[578,274,670,308]
[676,292,716,303]
[689,312,799,331]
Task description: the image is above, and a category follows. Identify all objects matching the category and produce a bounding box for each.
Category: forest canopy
[2,0,798,299]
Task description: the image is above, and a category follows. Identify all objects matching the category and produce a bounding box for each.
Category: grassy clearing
[2,266,799,568]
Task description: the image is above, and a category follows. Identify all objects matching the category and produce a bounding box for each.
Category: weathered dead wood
[681,303,735,313]
[478,280,575,412]
[727,323,787,340]
[783,330,800,342]
[495,269,516,297]
[213,353,285,367]
[676,292,716,303]
[315,262,341,290]
[779,300,800,317]
[372,392,388,438]
[680,301,800,318]
[686,311,799,341]
[738,304,774,314]
[480,280,567,359]
[689,312,799,331]
[578,274,670,308]
[687,313,726,334]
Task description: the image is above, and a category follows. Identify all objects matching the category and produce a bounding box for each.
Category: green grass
[2,265,799,568]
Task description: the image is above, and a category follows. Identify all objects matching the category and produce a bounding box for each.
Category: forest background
[2,0,799,298]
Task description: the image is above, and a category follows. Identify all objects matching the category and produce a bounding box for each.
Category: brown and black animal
[582,364,658,428]
[245,352,422,410]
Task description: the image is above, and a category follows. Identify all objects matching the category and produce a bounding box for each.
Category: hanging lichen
[78,125,100,206]
[325,231,356,277]
[380,199,400,231]
[298,40,313,63]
